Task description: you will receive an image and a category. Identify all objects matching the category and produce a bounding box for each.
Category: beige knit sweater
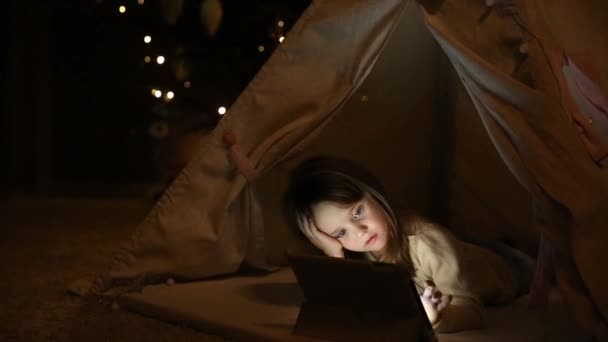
[407,218,519,333]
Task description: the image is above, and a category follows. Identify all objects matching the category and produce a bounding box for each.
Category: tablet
[287,253,436,341]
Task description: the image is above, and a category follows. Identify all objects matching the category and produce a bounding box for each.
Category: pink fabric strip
[567,56,608,116]
[548,50,608,164]
[223,130,260,182]
[528,237,555,310]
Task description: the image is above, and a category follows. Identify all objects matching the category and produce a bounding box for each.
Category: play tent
[93,0,608,340]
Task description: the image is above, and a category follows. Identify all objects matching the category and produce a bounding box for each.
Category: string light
[165,91,175,101]
[144,35,152,44]
[184,81,191,88]
[154,90,163,98]
[156,56,165,65]
[218,107,227,115]
[278,36,285,43]
[137,0,145,5]
[118,5,127,14]
[258,45,265,53]
[144,56,151,63]
[277,20,285,28]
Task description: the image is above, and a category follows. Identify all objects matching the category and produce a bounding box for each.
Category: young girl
[283,156,534,333]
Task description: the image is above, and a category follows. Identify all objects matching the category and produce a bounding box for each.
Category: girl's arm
[410,218,515,332]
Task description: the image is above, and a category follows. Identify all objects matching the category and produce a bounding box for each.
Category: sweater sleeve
[409,219,518,333]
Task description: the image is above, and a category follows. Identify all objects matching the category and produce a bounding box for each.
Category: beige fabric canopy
[97,0,608,339]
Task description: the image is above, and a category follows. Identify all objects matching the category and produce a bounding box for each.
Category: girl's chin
[368,239,386,251]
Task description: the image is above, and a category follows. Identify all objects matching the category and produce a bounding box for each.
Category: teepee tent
[95,0,608,340]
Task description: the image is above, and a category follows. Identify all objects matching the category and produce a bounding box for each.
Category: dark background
[3,0,310,196]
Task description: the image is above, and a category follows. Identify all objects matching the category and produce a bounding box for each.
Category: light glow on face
[310,195,388,254]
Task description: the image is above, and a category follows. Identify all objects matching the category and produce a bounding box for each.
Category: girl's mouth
[365,234,377,246]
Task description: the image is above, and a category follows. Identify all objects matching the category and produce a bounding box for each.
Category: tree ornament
[200,0,223,37]
[148,120,170,139]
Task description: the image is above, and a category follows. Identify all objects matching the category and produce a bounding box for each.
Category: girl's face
[311,194,389,254]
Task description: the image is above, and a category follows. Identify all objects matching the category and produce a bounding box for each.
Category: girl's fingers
[298,217,308,235]
[423,286,434,298]
[299,216,325,243]
[436,295,453,311]
[299,216,313,235]
[431,289,442,304]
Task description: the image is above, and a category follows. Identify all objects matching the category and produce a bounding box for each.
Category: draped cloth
[419,0,608,338]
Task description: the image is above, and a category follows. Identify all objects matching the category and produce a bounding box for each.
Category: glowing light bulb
[144,36,152,44]
[138,0,145,5]
[151,88,157,95]
[277,20,285,28]
[144,56,151,63]
[156,56,165,65]
[184,81,191,88]
[278,36,285,43]
[119,5,126,14]
[218,106,227,115]
[154,90,162,98]
[165,91,175,100]
[258,45,265,53]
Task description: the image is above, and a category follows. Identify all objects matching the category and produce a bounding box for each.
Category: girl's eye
[353,206,363,220]
[336,229,346,238]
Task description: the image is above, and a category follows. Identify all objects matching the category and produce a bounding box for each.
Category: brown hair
[283,156,414,273]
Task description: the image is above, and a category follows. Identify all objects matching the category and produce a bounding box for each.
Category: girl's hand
[419,280,452,325]
[298,215,344,258]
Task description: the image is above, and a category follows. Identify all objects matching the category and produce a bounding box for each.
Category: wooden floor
[0,197,228,342]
